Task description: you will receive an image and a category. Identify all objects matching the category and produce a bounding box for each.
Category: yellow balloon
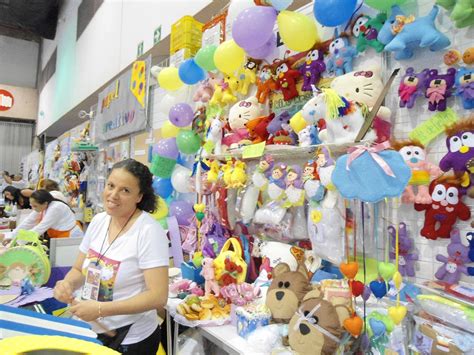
[158,67,183,91]
[289,111,308,133]
[214,40,246,74]
[151,196,168,220]
[277,10,319,52]
[161,120,180,138]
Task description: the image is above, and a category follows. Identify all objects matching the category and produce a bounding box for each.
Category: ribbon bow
[391,15,415,34]
[346,141,395,177]
[293,305,341,344]
[426,85,447,104]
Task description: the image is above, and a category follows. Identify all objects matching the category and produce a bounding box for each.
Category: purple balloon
[246,33,277,59]
[232,6,277,50]
[169,200,194,226]
[154,138,179,160]
[362,285,371,301]
[169,103,194,127]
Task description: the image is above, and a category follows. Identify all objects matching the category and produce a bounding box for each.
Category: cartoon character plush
[284,165,305,207]
[439,118,474,176]
[201,257,220,296]
[455,67,474,110]
[245,113,274,144]
[288,289,351,355]
[193,73,219,103]
[425,68,457,111]
[205,116,224,155]
[298,125,321,147]
[274,57,301,101]
[267,111,292,136]
[265,263,312,323]
[256,65,277,104]
[300,48,326,91]
[463,46,474,65]
[352,13,386,53]
[210,75,239,107]
[437,0,474,28]
[388,223,418,277]
[223,97,262,147]
[415,177,471,240]
[398,67,430,108]
[326,31,357,77]
[392,140,442,204]
[237,58,261,96]
[435,228,470,284]
[252,155,274,191]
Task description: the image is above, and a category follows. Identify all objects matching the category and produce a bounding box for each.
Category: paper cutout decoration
[408,108,458,146]
[130,60,147,107]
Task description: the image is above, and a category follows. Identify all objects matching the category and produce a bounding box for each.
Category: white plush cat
[223,97,263,147]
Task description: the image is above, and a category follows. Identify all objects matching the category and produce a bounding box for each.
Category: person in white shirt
[53,159,169,354]
[2,172,27,189]
[22,179,69,204]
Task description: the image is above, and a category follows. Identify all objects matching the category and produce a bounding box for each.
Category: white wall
[0,84,38,120]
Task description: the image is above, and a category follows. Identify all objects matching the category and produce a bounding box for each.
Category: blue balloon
[152,177,174,198]
[177,153,195,169]
[178,58,206,85]
[271,0,293,11]
[313,0,357,27]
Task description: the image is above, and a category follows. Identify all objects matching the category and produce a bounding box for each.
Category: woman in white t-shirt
[53,159,169,354]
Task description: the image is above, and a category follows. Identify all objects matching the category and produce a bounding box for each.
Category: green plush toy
[352,13,387,53]
[437,0,474,28]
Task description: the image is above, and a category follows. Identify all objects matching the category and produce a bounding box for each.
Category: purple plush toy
[425,68,457,111]
[300,49,326,91]
[435,228,470,285]
[439,118,474,175]
[388,222,418,277]
[398,67,430,108]
[267,111,291,136]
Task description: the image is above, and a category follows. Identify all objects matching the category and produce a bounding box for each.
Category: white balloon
[171,165,192,193]
[227,0,256,30]
[150,65,161,79]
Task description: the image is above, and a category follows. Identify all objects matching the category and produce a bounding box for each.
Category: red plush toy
[273,54,301,101]
[245,113,275,143]
[415,177,471,240]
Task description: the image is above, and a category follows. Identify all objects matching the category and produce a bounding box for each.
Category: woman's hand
[69,300,101,322]
[53,280,75,304]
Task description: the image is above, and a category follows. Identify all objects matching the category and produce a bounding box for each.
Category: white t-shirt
[79,211,169,345]
[50,190,68,203]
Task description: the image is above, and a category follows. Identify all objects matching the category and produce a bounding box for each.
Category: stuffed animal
[425,68,457,111]
[221,161,233,187]
[455,67,474,110]
[326,31,357,77]
[193,73,218,102]
[377,5,450,60]
[437,0,474,28]
[352,13,386,53]
[206,116,224,155]
[435,228,470,284]
[201,258,220,296]
[300,48,326,91]
[245,113,274,143]
[439,118,474,177]
[210,75,239,107]
[267,111,292,136]
[415,177,471,240]
[388,223,418,277]
[398,67,430,108]
[230,160,247,188]
[237,58,260,96]
[298,125,321,147]
[288,289,351,355]
[256,65,277,104]
[274,57,301,101]
[265,263,313,323]
[463,47,474,65]
[392,139,442,204]
[223,97,262,147]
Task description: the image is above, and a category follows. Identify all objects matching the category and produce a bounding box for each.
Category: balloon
[365,0,407,11]
[227,0,256,25]
[271,0,293,11]
[169,103,194,127]
[152,177,173,198]
[289,110,308,133]
[151,196,168,220]
[158,67,184,91]
[313,0,357,27]
[169,200,194,226]
[277,10,319,52]
[246,33,277,59]
[194,45,217,71]
[177,153,195,169]
[171,165,193,193]
[214,40,246,74]
[176,130,201,154]
[232,6,277,50]
[154,138,179,160]
[161,120,180,138]
[178,58,206,85]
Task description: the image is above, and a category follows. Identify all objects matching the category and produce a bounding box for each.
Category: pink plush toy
[201,257,220,296]
[220,282,261,306]
[169,279,204,296]
[193,73,218,103]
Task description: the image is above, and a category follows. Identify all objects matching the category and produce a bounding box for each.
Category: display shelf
[415,282,474,307]
[199,324,256,355]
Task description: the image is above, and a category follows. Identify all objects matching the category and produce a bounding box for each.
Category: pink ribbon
[346,141,395,177]
[426,85,447,104]
[399,83,417,101]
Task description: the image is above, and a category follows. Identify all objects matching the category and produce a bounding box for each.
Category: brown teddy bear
[288,289,351,355]
[265,262,312,323]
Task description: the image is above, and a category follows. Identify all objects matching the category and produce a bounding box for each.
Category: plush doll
[267,111,292,136]
[221,161,233,187]
[255,65,277,104]
[425,68,457,111]
[435,228,470,284]
[201,257,220,296]
[223,97,263,147]
[288,289,351,355]
[193,72,218,103]
[326,31,357,77]
[303,160,324,203]
[230,160,247,188]
[415,177,471,240]
[455,67,474,110]
[265,262,313,323]
[392,139,442,204]
[205,116,224,155]
[398,67,430,108]
[298,125,321,147]
[274,57,301,101]
[300,48,326,91]
[388,223,418,277]
[252,155,274,191]
[378,5,450,61]
[210,75,239,107]
[207,160,220,183]
[437,0,474,28]
[245,113,274,143]
[237,58,261,96]
[267,163,287,200]
[439,118,474,177]
[284,165,305,207]
[463,47,474,65]
[352,13,386,53]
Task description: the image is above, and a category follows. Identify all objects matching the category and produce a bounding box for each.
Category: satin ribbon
[399,84,417,101]
[426,85,447,104]
[293,304,341,344]
[458,82,474,100]
[346,141,395,177]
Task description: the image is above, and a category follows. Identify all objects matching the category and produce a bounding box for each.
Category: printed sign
[0,89,14,111]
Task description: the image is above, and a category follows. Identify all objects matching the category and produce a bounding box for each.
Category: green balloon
[364,0,407,11]
[176,130,201,154]
[158,217,168,229]
[194,45,217,71]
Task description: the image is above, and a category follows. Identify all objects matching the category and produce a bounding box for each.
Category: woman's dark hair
[31,189,72,211]
[110,159,156,213]
[3,186,31,209]
[41,179,60,192]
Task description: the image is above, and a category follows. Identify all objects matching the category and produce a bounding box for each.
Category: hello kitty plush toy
[223,97,263,148]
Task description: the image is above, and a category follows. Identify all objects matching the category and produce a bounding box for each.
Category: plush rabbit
[388,222,418,277]
[201,257,220,296]
[435,228,470,285]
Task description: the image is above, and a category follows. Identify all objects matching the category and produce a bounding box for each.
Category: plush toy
[237,58,260,96]
[230,160,247,188]
[207,160,220,183]
[221,161,233,187]
[377,5,450,60]
[274,57,301,101]
[398,67,430,108]
[265,263,313,323]
[223,97,262,147]
[210,75,239,107]
[267,111,292,136]
[444,49,462,66]
[425,68,457,111]
[435,228,470,284]
[284,165,305,207]
[467,231,474,262]
[351,13,386,53]
[288,289,351,355]
[255,65,277,104]
[388,223,418,277]
[455,67,474,110]
[201,258,220,296]
[463,47,474,65]
[303,160,324,203]
[252,155,274,191]
[439,118,474,176]
[245,113,274,143]
[326,31,357,77]
[193,73,218,103]
[267,163,287,200]
[415,177,471,240]
[300,48,326,91]
[298,125,321,147]
[392,139,442,204]
[206,116,224,155]
[437,0,474,28]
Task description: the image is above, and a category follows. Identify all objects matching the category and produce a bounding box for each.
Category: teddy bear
[223,97,263,148]
[388,222,418,277]
[288,288,351,355]
[424,68,457,111]
[435,228,470,285]
[265,262,313,323]
[455,67,474,110]
[398,67,430,108]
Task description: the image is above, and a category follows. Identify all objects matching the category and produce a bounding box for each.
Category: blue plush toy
[378,5,451,60]
[455,67,474,109]
[326,29,357,77]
